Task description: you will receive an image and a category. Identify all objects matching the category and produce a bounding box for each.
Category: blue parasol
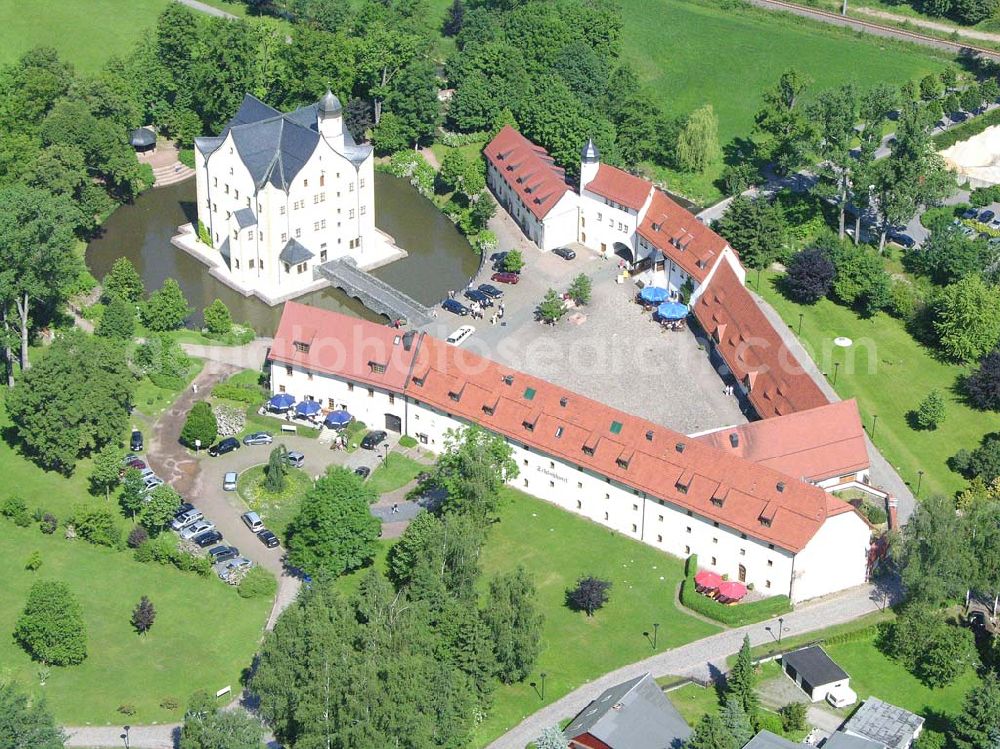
[656,301,689,321]
[639,286,669,303]
[295,400,322,416]
[268,393,295,410]
[324,410,353,428]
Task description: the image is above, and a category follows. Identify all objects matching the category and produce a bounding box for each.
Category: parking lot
[421,245,747,435]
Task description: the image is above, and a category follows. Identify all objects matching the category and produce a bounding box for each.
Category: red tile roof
[692,263,829,419]
[269,304,856,553]
[484,125,572,220]
[638,190,729,282]
[269,301,421,392]
[694,400,869,483]
[583,164,653,211]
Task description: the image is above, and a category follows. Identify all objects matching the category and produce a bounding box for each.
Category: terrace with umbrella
[323,410,353,429]
[267,393,295,413]
[638,285,669,307]
[655,301,688,330]
[294,399,322,421]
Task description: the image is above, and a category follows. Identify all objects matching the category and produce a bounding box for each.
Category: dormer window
[449,391,461,402]
[482,404,495,416]
[776,481,786,493]
[582,445,595,456]
[411,375,425,387]
[368,361,387,375]
[759,517,772,528]
[646,430,654,441]
[616,457,629,470]
[293,341,310,353]
[502,375,514,386]
[559,397,568,407]
[675,469,694,494]
[522,419,535,432]
[675,442,686,453]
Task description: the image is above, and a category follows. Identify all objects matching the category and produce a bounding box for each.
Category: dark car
[209,545,240,563]
[490,251,509,271]
[962,207,979,220]
[477,283,503,299]
[208,437,241,457]
[354,465,371,479]
[888,232,915,249]
[130,430,143,451]
[552,246,576,260]
[257,529,280,548]
[193,530,223,548]
[361,430,388,450]
[981,210,996,223]
[491,271,520,285]
[442,298,470,316]
[463,288,493,307]
[173,502,195,519]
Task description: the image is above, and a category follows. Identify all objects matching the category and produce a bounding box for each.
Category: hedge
[933,107,1000,150]
[679,577,792,627]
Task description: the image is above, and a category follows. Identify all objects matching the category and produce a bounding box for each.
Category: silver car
[179,520,215,540]
[171,508,203,531]
[215,556,253,581]
[242,431,273,446]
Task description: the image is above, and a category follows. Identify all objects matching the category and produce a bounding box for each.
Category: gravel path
[485,583,892,749]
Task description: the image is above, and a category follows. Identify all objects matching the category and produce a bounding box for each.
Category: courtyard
[420,239,747,436]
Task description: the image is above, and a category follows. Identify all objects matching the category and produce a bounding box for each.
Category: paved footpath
[486,583,891,749]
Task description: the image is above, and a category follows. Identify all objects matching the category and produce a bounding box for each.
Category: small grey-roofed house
[564,672,690,749]
[823,732,886,749]
[842,697,924,749]
[781,645,850,702]
[742,730,800,749]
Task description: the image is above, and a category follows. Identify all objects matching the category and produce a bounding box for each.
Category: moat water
[85,172,480,335]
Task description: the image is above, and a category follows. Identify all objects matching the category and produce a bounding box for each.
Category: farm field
[620,0,949,201]
[757,270,989,499]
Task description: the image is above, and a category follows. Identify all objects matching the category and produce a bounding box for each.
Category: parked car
[463,288,493,307]
[216,557,252,581]
[552,246,576,260]
[242,511,264,533]
[361,430,388,450]
[139,467,155,480]
[172,508,204,530]
[209,545,240,563]
[887,232,915,249]
[477,283,503,299]
[287,451,305,468]
[491,271,520,284]
[125,458,147,471]
[242,431,274,446]
[208,437,241,456]
[981,209,996,223]
[490,251,508,270]
[180,520,215,540]
[193,529,223,548]
[223,471,238,491]
[446,325,476,347]
[962,207,979,219]
[354,465,371,479]
[143,476,164,491]
[442,298,470,316]
[174,502,195,517]
[130,430,143,451]
[257,529,280,548]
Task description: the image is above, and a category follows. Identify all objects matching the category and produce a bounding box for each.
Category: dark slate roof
[319,89,342,114]
[843,698,924,749]
[743,731,801,749]
[279,238,314,265]
[219,237,231,270]
[824,733,886,749]
[581,137,600,164]
[564,673,690,749]
[233,208,257,229]
[130,127,156,147]
[195,94,372,193]
[781,646,849,686]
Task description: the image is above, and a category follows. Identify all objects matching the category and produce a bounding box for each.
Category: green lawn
[0,525,269,724]
[756,271,990,499]
[472,489,720,745]
[133,357,204,420]
[366,453,426,495]
[621,0,948,203]
[666,682,724,726]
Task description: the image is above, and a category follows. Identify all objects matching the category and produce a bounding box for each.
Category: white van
[223,471,238,491]
[241,511,264,533]
[446,325,476,347]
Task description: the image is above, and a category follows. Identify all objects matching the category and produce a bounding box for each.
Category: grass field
[0,0,247,73]
[473,489,720,745]
[621,0,949,202]
[237,464,313,538]
[366,453,426,495]
[756,271,991,499]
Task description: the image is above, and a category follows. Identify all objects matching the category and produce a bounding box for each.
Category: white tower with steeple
[580,138,600,193]
[318,90,344,152]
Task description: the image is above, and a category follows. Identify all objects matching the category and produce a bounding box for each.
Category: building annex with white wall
[191,92,400,304]
[269,302,873,604]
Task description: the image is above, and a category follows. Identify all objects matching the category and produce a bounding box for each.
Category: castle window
[248,231,254,240]
[360,178,365,188]
[349,209,355,219]
[285,366,292,376]
[320,219,327,228]
[320,249,327,262]
[233,258,239,269]
[347,383,354,392]
[296,262,307,273]
[349,182,354,192]
[360,206,366,215]
[249,259,254,269]
[303,179,309,187]
[281,233,287,242]
[283,263,290,273]
[280,206,286,215]
[314,221,320,231]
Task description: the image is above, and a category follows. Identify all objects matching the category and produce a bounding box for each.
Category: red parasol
[718,581,748,601]
[694,570,723,589]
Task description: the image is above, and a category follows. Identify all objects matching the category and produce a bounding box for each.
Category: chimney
[729,433,739,448]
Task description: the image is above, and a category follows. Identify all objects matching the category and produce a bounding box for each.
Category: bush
[203,298,232,335]
[914,390,946,430]
[852,500,888,526]
[133,540,154,563]
[180,401,218,449]
[679,578,792,626]
[779,702,807,732]
[439,129,489,147]
[39,513,57,534]
[933,106,1000,150]
[211,382,263,404]
[117,704,136,717]
[197,220,212,246]
[757,711,784,736]
[160,696,180,711]
[127,526,149,549]
[71,504,122,548]
[785,246,835,304]
[685,553,699,577]
[25,551,42,571]
[142,278,191,332]
[238,567,278,599]
[2,495,31,526]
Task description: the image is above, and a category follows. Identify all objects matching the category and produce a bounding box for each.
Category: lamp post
[797,313,804,336]
[778,617,785,646]
[833,361,840,386]
[382,442,390,468]
[871,414,879,443]
[916,470,924,498]
[653,622,660,649]
[756,267,762,291]
[540,672,547,700]
[121,725,131,749]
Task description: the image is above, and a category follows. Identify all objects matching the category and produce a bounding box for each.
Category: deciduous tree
[535,726,569,749]
[934,276,1000,363]
[0,681,65,749]
[566,576,611,616]
[202,299,232,336]
[567,274,591,305]
[434,425,517,520]
[538,288,567,325]
[483,567,543,683]
[179,705,263,749]
[90,442,124,501]
[120,467,147,520]
[140,484,182,536]
[96,296,136,341]
[14,580,87,666]
[103,257,145,304]
[180,401,218,450]
[966,349,1000,411]
[785,246,835,303]
[143,278,191,332]
[285,467,380,577]
[131,596,156,636]
[753,69,813,175]
[676,104,721,173]
[898,494,970,605]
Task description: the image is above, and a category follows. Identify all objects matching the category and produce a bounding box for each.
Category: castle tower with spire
[580,138,600,193]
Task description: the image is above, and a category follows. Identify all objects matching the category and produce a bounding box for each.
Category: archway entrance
[613,242,634,264]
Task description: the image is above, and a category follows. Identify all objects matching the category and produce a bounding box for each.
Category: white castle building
[191,92,399,303]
